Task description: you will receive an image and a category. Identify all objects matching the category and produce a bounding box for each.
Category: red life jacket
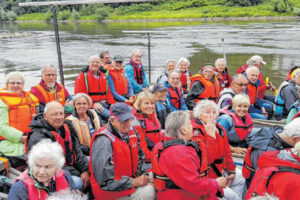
[180,71,191,93]
[292,110,300,120]
[242,146,256,179]
[128,59,144,85]
[166,86,182,110]
[109,67,129,96]
[190,74,220,103]
[219,108,253,141]
[247,82,258,105]
[214,68,231,89]
[0,90,39,140]
[245,150,300,200]
[152,138,208,192]
[83,69,107,102]
[17,169,69,200]
[89,126,139,200]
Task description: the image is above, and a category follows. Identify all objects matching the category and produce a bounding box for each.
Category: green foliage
[58,9,71,20]
[294,7,300,16]
[6,10,17,21]
[223,0,263,6]
[272,0,293,13]
[71,8,80,20]
[0,8,8,21]
[95,7,109,20]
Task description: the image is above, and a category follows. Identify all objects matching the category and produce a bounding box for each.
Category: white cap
[251,55,266,65]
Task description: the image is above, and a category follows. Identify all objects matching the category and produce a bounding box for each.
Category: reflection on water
[0,20,300,94]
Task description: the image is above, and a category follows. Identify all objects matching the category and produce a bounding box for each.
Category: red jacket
[214,68,232,90]
[166,86,182,110]
[180,71,191,94]
[237,65,267,98]
[89,126,139,200]
[74,68,114,104]
[190,74,220,103]
[192,118,236,178]
[132,108,164,162]
[152,136,218,200]
[17,169,69,200]
[30,80,69,105]
[246,150,300,200]
[219,108,253,141]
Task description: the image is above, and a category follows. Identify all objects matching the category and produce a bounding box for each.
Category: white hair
[28,139,65,169]
[233,94,250,106]
[44,101,64,114]
[245,66,259,75]
[193,100,219,118]
[177,57,190,68]
[73,93,92,108]
[167,69,180,78]
[232,74,247,83]
[282,117,300,138]
[165,111,190,138]
[47,190,88,200]
[131,49,142,57]
[41,65,57,75]
[88,55,100,62]
[215,58,227,66]
[165,59,175,67]
[5,72,25,87]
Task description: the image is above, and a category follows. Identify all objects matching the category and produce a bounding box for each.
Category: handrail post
[147,32,151,83]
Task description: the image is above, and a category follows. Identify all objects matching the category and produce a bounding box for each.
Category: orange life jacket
[247,82,259,105]
[17,169,69,200]
[0,90,39,140]
[166,86,182,110]
[152,138,208,191]
[109,67,128,96]
[190,74,220,103]
[35,83,66,105]
[219,108,253,141]
[90,127,139,200]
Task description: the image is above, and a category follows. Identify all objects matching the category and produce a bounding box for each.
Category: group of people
[1,50,300,200]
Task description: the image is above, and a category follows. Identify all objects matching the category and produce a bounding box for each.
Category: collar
[107,122,129,142]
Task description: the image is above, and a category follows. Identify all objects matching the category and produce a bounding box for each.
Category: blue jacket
[164,81,188,111]
[107,74,134,102]
[124,63,149,94]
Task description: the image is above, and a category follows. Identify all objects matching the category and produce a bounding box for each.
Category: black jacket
[28,114,89,176]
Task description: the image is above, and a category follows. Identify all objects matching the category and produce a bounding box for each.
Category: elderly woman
[186,66,221,109]
[217,94,253,154]
[8,139,75,200]
[66,93,102,155]
[164,70,188,111]
[0,72,39,166]
[177,57,192,94]
[192,100,245,200]
[156,59,176,84]
[214,58,232,90]
[132,91,164,163]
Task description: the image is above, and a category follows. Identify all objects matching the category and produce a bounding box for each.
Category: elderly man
[108,55,134,103]
[124,49,149,94]
[153,84,171,129]
[244,66,273,119]
[186,66,221,109]
[30,65,72,112]
[243,117,300,187]
[218,74,249,109]
[164,70,188,111]
[27,101,90,190]
[90,102,155,200]
[75,55,113,121]
[274,69,300,119]
[152,111,227,199]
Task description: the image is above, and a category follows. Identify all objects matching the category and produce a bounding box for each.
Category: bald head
[44,101,64,130]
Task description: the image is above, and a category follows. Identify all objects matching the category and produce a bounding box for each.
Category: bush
[95,7,108,20]
[294,7,300,16]
[58,9,71,20]
[71,8,80,20]
[223,0,263,6]
[272,0,293,13]
[6,11,17,21]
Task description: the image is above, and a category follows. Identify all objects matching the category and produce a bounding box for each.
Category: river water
[1,20,300,94]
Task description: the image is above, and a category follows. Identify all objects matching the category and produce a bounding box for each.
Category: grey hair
[232,94,250,106]
[193,100,219,118]
[245,66,259,75]
[28,139,65,169]
[250,193,279,200]
[47,190,88,200]
[41,65,57,75]
[282,117,300,138]
[201,65,214,72]
[131,49,142,57]
[5,72,25,87]
[73,93,92,108]
[292,69,300,79]
[215,58,227,66]
[99,51,109,59]
[44,101,63,114]
[165,111,190,138]
[232,74,247,83]
[165,59,176,66]
[88,55,100,62]
[167,69,180,78]
[177,57,190,68]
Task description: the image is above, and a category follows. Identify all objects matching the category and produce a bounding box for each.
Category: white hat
[251,55,266,65]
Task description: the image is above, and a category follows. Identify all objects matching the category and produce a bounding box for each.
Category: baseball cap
[113,55,124,62]
[110,102,134,122]
[152,84,167,93]
[251,55,266,65]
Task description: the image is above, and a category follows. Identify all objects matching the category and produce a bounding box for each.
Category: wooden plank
[19,0,157,7]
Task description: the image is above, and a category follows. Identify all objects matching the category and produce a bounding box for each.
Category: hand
[132,175,149,187]
[80,172,90,189]
[129,96,136,103]
[20,135,27,143]
[226,174,235,187]
[216,177,227,189]
[204,117,217,138]
[268,81,276,91]
[232,146,247,155]
[65,99,73,106]
[93,102,104,112]
[261,107,268,117]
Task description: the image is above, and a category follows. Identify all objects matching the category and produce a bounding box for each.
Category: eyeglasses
[43,74,57,77]
[203,70,214,73]
[235,83,248,87]
[48,112,64,117]
[8,81,23,85]
[75,102,88,106]
[115,61,123,64]
[90,61,100,64]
